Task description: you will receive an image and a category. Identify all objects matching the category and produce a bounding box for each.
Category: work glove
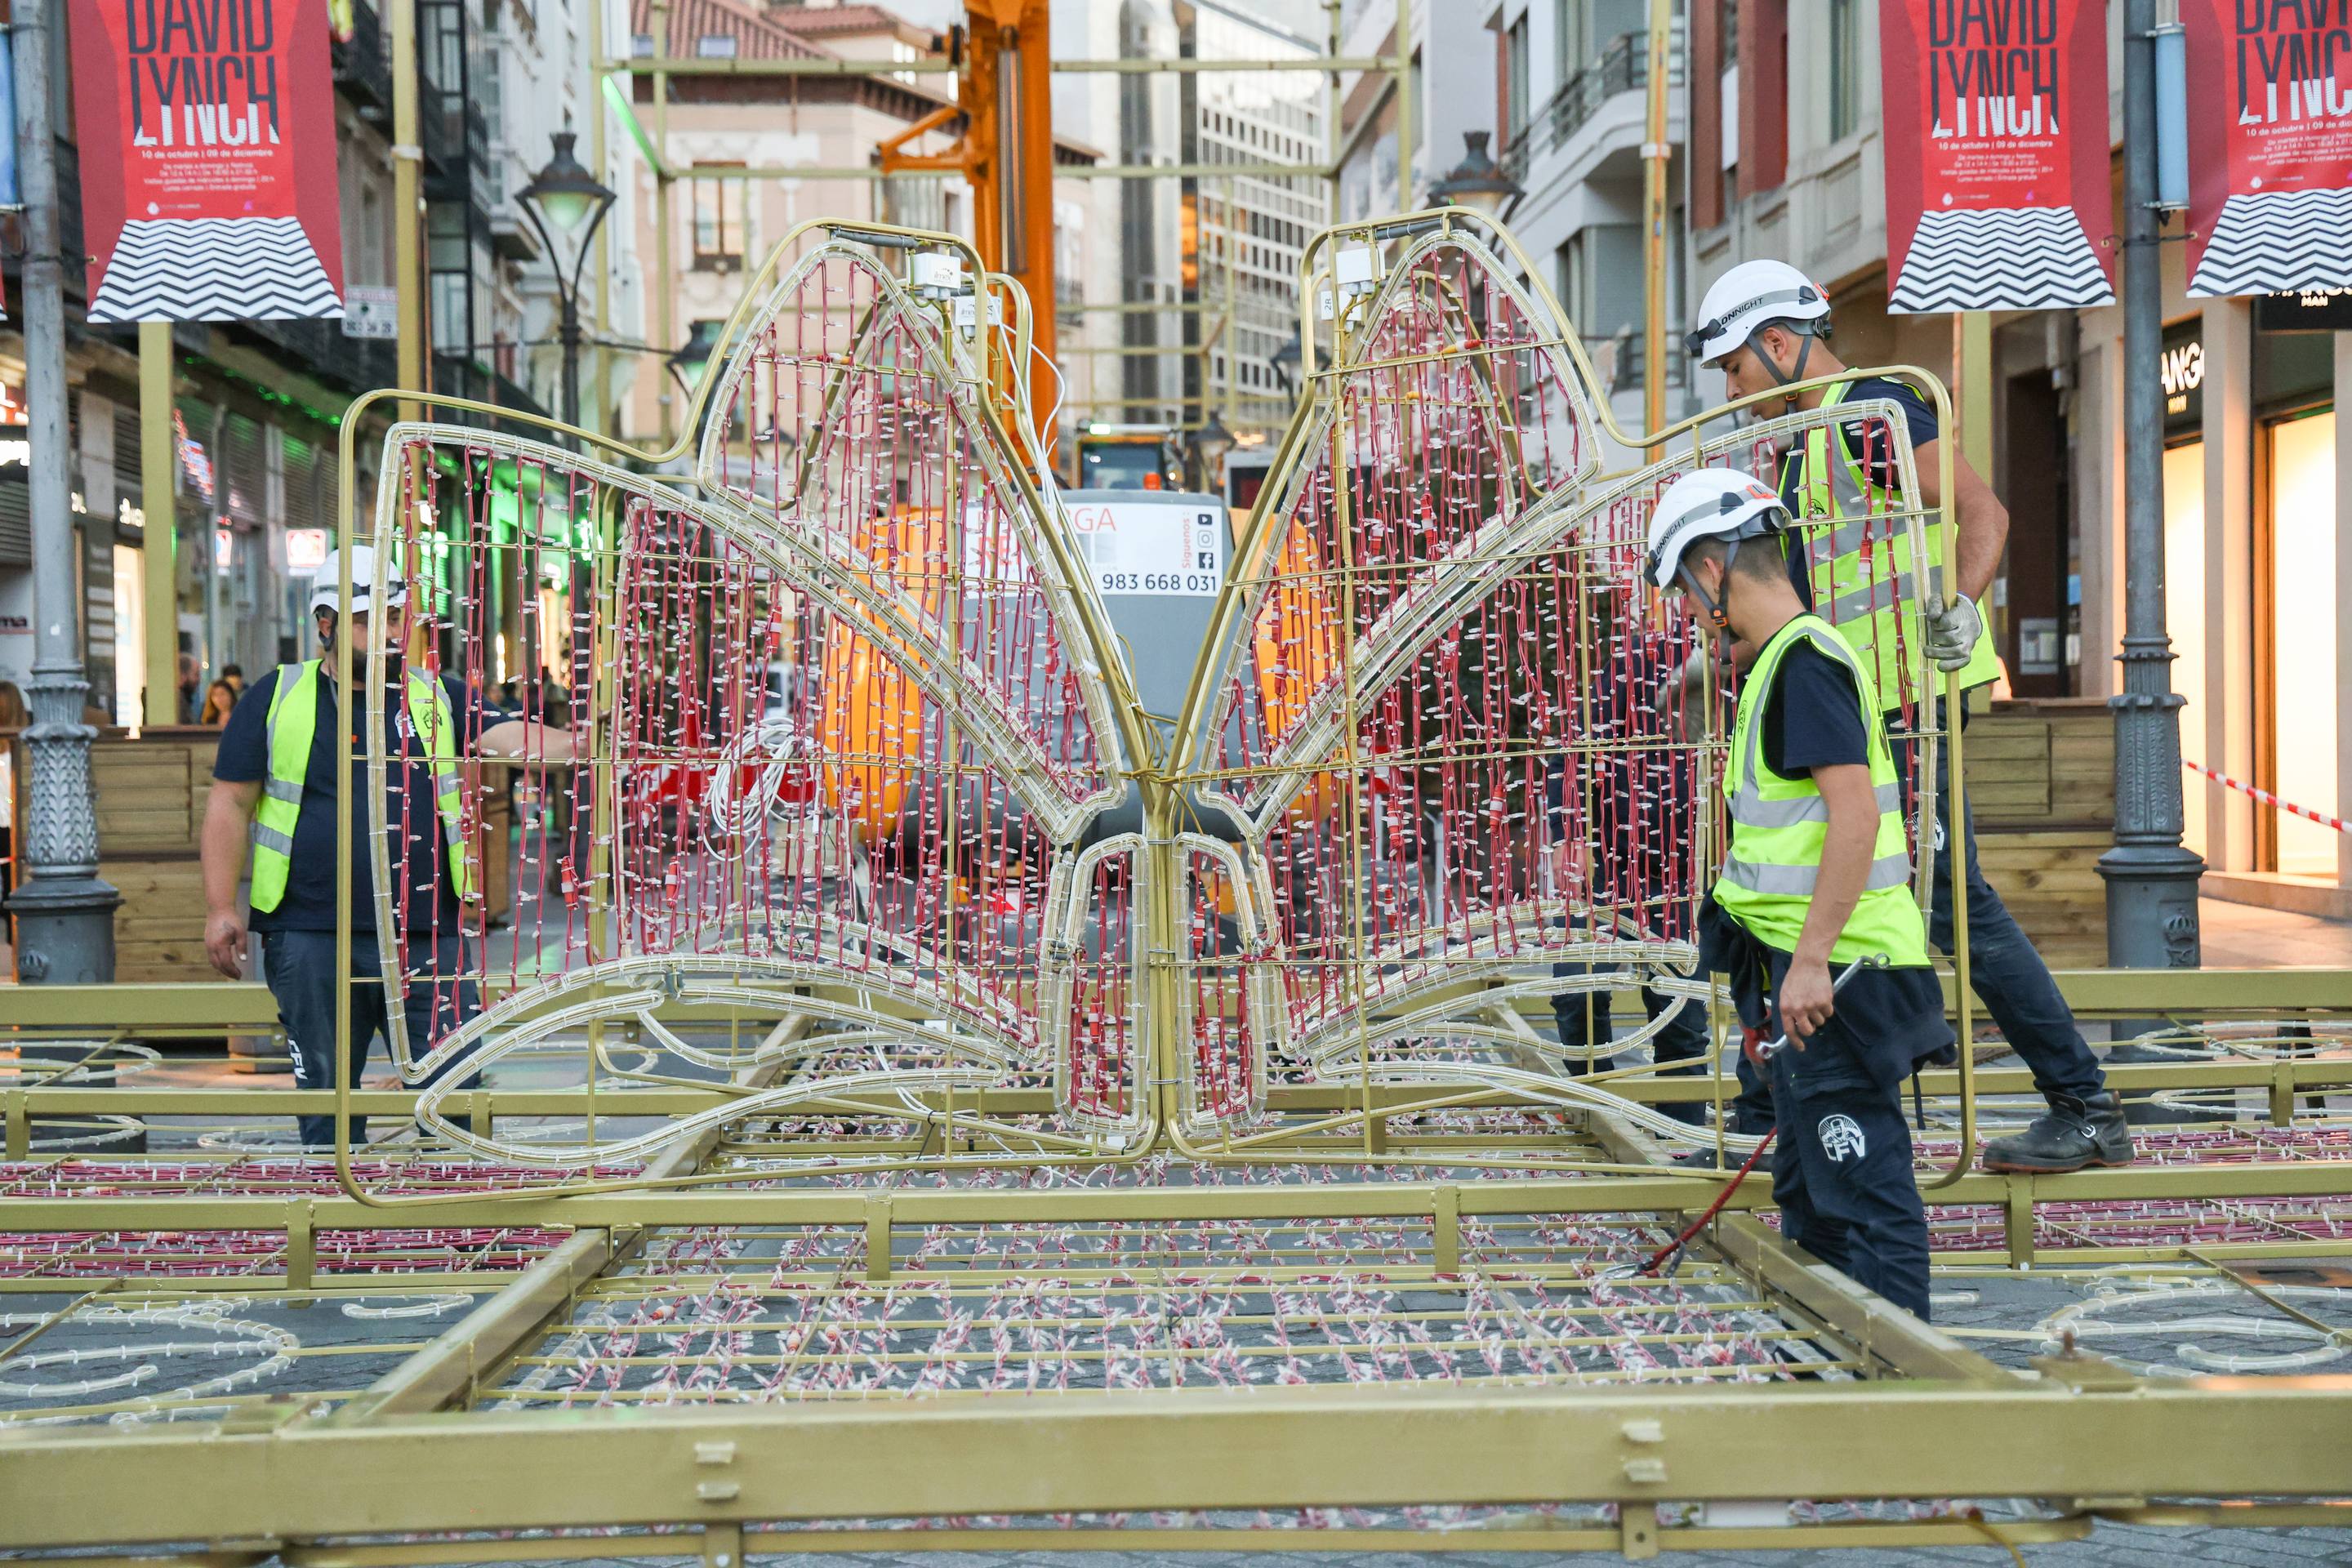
[1924,594,1984,672]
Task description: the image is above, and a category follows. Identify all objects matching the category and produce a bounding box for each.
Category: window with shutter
[112,406,143,509]
[283,434,318,535]
[0,484,29,568]
[221,413,265,524]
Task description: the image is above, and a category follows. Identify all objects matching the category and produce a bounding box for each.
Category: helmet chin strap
[1675,537,1743,632]
[1744,328,1813,404]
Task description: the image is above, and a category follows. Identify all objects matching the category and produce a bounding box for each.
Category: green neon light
[604,74,667,177]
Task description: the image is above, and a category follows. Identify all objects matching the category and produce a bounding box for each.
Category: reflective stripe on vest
[1711,614,1930,967]
[1779,379,2001,706]
[247,661,475,914]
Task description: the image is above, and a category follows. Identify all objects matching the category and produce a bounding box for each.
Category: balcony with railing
[1500,24,1685,186]
[332,0,394,119]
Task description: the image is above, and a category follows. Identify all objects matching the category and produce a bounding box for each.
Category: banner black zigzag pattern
[1889,207,2115,314]
[2190,189,2352,298]
[88,216,342,325]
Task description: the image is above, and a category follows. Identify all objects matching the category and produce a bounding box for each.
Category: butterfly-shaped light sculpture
[348,213,1946,1190]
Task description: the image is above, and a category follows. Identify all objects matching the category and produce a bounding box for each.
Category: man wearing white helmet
[200,544,577,1149]
[1686,261,2132,1177]
[1648,468,1953,1320]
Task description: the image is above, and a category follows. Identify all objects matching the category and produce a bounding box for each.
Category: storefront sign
[2185,2,2352,296]
[2161,322,2205,439]
[285,527,327,572]
[67,0,345,323]
[1879,0,2114,313]
[2255,287,2352,332]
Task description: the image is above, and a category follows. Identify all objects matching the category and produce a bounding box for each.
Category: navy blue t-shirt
[1760,639,1869,782]
[1778,376,1940,605]
[215,664,492,933]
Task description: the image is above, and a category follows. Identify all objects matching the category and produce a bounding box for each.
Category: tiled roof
[766,4,911,37]
[629,0,829,60]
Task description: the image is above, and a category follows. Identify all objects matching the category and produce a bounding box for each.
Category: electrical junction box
[910,252,967,299]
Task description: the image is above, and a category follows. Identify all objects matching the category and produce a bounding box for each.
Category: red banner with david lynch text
[2185,1,2352,296]
[1880,0,2114,314]
[69,0,344,323]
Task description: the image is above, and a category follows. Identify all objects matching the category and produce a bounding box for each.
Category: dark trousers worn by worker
[1890,710,2106,1102]
[1552,964,1710,1126]
[265,930,482,1149]
[1766,1041,1933,1321]
[1747,938,1936,1321]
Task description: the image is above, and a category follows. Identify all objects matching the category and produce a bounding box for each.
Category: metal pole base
[2097,840,2204,1062]
[2096,844,2204,970]
[7,875,124,985]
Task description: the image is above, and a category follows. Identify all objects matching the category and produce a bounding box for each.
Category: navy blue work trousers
[1766,1057,1932,1321]
[1891,709,2105,1102]
[263,929,482,1149]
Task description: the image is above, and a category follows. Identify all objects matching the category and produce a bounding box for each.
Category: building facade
[1182,0,1325,443]
[1683,0,2352,909]
[621,0,1109,455]
[1492,0,1690,448]
[0,0,642,726]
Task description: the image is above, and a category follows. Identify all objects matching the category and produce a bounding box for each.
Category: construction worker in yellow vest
[1649,469,1953,1320]
[199,546,577,1150]
[1686,262,2133,1177]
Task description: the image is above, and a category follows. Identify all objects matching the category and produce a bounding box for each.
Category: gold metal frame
[6,210,2350,1558]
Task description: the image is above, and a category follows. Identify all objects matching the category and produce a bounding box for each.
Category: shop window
[2163,439,2207,862]
[2265,409,2337,876]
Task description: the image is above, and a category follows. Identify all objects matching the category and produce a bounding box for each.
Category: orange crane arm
[879,0,1058,467]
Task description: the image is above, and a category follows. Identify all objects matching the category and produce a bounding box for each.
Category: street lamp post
[6,0,120,984]
[666,318,726,405]
[2098,0,2203,969]
[1428,131,1522,219]
[1187,410,1236,494]
[516,131,618,434]
[515,131,617,877]
[1269,334,1303,399]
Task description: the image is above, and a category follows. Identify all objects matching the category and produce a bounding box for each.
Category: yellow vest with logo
[249,660,474,913]
[1778,377,2002,706]
[1714,615,1929,967]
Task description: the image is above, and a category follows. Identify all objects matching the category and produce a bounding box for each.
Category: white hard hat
[307,545,406,617]
[1644,468,1788,590]
[1685,259,1830,368]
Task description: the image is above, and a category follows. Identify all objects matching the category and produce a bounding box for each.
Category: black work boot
[1980,1091,2136,1174]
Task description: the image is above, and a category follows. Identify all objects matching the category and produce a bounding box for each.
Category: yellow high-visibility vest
[1713,613,1929,967]
[1779,377,2000,706]
[249,661,474,912]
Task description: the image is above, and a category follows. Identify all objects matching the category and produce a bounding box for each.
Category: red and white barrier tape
[2183,760,2351,835]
